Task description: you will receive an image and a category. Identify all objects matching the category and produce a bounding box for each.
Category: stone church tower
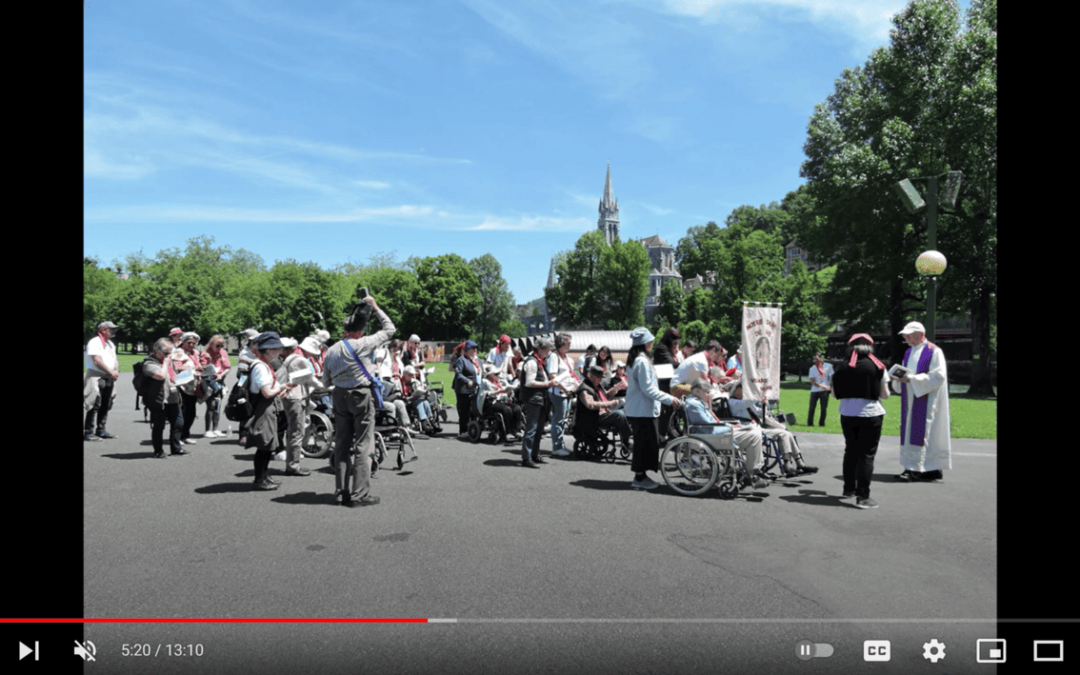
[598,162,620,245]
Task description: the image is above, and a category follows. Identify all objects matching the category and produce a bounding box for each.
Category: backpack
[224,373,254,422]
[131,359,149,397]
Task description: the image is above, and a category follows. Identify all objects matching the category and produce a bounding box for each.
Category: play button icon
[19,641,39,661]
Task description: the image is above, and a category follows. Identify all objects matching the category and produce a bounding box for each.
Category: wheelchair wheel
[668,408,688,439]
[759,436,782,476]
[572,438,585,457]
[302,411,333,459]
[602,438,616,463]
[619,441,631,460]
[660,437,720,497]
[718,476,739,500]
[372,432,387,466]
[467,419,482,443]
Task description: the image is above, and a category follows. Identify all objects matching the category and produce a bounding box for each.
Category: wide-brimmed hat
[899,321,927,335]
[252,331,284,351]
[344,301,373,333]
[483,363,499,375]
[403,365,417,376]
[315,329,331,344]
[630,327,655,346]
[615,360,626,368]
[279,337,298,350]
[723,379,743,394]
[299,337,322,356]
[181,332,200,344]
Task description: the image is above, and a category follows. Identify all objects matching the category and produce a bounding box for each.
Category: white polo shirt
[86,334,118,373]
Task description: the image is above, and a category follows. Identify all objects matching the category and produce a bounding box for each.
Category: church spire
[598,161,620,245]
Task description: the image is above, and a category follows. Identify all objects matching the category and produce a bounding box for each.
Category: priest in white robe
[891,321,951,481]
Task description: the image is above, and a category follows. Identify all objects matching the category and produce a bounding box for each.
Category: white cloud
[84,204,434,224]
[354,180,391,189]
[464,215,592,232]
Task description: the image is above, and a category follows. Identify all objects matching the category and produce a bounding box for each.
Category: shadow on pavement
[102,452,166,460]
[195,482,260,494]
[271,491,338,506]
[569,478,639,492]
[778,489,850,508]
[483,459,532,468]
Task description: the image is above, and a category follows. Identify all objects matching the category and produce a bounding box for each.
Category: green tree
[680,320,707,347]
[413,254,481,340]
[469,253,515,349]
[657,278,687,327]
[597,237,651,329]
[83,257,122,344]
[778,260,828,378]
[798,0,994,369]
[544,231,606,328]
[261,261,343,341]
[684,287,714,324]
[345,266,423,339]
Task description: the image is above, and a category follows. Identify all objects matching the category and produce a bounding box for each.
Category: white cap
[899,321,927,335]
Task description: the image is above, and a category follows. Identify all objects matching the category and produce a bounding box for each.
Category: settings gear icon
[922,638,946,663]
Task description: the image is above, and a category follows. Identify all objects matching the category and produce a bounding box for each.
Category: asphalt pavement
[81,373,998,674]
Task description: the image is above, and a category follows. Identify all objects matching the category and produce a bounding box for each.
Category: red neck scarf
[816,360,825,377]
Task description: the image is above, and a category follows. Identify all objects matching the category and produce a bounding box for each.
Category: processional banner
[741,304,782,402]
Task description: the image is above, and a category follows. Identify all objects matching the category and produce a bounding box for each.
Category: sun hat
[299,337,321,356]
[315,329,331,344]
[899,321,927,335]
[630,327,655,346]
[403,365,417,376]
[169,327,183,336]
[241,328,259,341]
[181,332,200,343]
[408,334,421,343]
[279,337,298,350]
[615,359,626,368]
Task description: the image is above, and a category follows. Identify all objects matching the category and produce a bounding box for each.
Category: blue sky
[84,0,971,306]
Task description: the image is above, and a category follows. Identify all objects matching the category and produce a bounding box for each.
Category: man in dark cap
[576,363,631,453]
[321,296,395,507]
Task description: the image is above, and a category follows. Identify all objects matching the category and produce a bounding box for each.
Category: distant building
[637,234,682,323]
[784,239,823,276]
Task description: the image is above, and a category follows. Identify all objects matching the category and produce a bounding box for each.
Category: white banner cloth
[741,305,782,402]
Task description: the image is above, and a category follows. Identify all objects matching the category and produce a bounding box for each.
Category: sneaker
[855,497,879,509]
[84,433,102,442]
[95,431,116,439]
[182,438,197,445]
[347,495,381,507]
[273,451,286,461]
[552,448,571,457]
[630,477,659,490]
[253,478,279,491]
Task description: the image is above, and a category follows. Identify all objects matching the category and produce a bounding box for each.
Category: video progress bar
[3,618,1077,624]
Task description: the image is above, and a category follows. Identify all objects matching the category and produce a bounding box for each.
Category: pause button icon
[796,640,834,661]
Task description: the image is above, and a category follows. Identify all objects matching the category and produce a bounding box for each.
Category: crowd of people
[84,303,952,510]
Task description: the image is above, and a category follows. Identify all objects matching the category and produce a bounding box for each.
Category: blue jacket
[453,355,481,395]
[624,354,674,418]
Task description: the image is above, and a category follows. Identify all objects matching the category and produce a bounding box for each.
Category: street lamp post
[894,171,961,342]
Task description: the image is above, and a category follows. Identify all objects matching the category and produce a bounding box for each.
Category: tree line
[84,236,525,351]
[543,0,995,392]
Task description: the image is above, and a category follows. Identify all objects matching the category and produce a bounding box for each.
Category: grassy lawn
[776,380,996,440]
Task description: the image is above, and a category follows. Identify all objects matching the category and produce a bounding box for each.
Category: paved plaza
[82,374,998,673]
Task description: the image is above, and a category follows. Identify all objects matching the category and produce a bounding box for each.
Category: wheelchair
[659,422,748,499]
[373,405,418,471]
[466,396,508,444]
[425,372,453,425]
[569,412,626,463]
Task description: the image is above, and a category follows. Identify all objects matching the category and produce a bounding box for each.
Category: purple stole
[900,342,935,446]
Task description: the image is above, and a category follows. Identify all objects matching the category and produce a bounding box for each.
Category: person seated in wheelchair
[479,363,522,440]
[401,365,440,436]
[575,364,632,453]
[377,376,413,439]
[723,379,817,477]
[682,378,768,489]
